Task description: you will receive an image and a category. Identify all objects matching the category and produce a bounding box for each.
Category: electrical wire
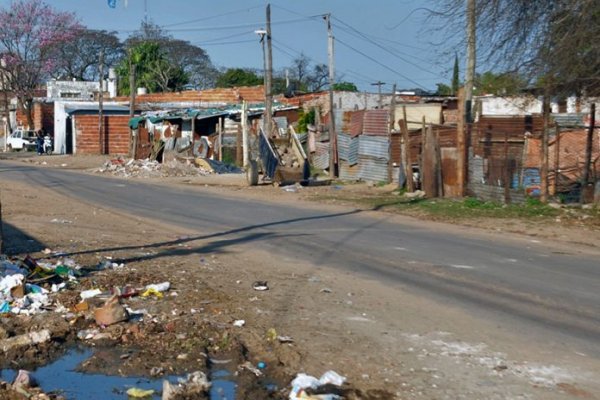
[160,4,263,28]
[336,37,428,90]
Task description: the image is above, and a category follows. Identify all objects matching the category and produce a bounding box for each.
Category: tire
[246,159,259,186]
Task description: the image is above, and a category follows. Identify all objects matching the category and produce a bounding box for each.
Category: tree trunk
[21,98,34,130]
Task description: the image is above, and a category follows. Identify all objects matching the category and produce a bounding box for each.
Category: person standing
[36,130,44,155]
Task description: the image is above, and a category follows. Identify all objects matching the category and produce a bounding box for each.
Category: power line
[336,37,428,90]
[332,16,443,78]
[161,4,263,28]
[116,17,310,33]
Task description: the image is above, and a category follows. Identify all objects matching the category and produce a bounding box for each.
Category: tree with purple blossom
[0,0,82,128]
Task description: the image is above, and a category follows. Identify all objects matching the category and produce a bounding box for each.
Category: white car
[7,129,37,151]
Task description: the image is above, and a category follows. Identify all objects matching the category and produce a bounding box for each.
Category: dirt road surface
[1,155,599,399]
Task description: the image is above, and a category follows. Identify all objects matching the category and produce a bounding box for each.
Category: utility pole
[371,81,385,109]
[325,13,337,177]
[264,4,274,138]
[464,0,476,123]
[388,83,397,183]
[98,51,105,155]
[581,103,596,203]
[128,52,136,158]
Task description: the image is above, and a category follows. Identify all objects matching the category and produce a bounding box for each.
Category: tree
[116,42,188,95]
[435,83,453,96]
[474,71,526,96]
[0,0,82,127]
[215,68,263,88]
[332,82,358,92]
[51,29,123,81]
[430,0,600,96]
[452,54,460,95]
[119,21,218,93]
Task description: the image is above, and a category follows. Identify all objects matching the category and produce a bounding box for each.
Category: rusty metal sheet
[349,110,365,137]
[363,110,388,136]
[441,147,461,197]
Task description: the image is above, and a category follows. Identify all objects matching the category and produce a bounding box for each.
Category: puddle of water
[0,347,236,400]
[210,369,237,400]
[0,347,178,399]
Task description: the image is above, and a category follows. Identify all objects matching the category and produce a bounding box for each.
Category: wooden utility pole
[456,87,466,196]
[540,94,550,202]
[401,106,414,191]
[371,81,385,109]
[0,191,4,254]
[388,84,397,183]
[325,13,338,177]
[98,51,105,155]
[242,101,249,167]
[264,4,274,138]
[129,53,137,158]
[464,0,476,123]
[581,103,596,203]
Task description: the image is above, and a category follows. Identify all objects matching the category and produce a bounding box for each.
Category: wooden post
[401,106,414,192]
[435,128,443,197]
[581,103,596,204]
[129,53,137,158]
[553,123,561,195]
[236,124,242,166]
[98,51,105,155]
[456,87,466,196]
[503,130,511,204]
[540,94,550,202]
[388,84,396,183]
[218,117,223,162]
[242,101,249,167]
[422,124,438,197]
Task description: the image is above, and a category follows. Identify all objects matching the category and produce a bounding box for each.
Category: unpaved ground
[1,154,599,399]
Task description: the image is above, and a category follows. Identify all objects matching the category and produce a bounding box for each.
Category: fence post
[401,106,414,191]
[540,95,550,202]
[553,123,561,196]
[581,103,596,204]
[503,130,511,204]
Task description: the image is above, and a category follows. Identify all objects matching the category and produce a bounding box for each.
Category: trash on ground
[94,295,129,326]
[252,281,269,291]
[162,371,211,400]
[289,370,346,400]
[239,361,263,377]
[126,387,155,398]
[233,320,245,327]
[94,157,240,179]
[403,190,426,199]
[0,330,51,353]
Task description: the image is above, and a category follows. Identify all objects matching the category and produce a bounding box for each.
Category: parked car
[6,129,37,151]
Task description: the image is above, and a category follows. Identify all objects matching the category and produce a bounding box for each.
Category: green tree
[116,42,188,95]
[215,68,263,88]
[474,71,526,96]
[332,81,358,92]
[435,83,453,96]
[451,54,460,95]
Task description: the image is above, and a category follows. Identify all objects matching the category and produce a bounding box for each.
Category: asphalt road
[2,162,600,356]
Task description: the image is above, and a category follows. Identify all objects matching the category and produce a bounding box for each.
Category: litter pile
[94,157,241,178]
[0,255,80,316]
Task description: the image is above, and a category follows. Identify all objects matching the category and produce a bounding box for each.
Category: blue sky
[1,0,457,92]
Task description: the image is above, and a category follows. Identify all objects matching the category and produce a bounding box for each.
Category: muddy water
[0,346,238,399]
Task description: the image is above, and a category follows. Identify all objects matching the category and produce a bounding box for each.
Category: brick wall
[74,114,130,155]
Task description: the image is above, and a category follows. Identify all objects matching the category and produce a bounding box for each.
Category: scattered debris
[403,190,426,199]
[126,387,155,398]
[233,319,246,327]
[162,371,211,400]
[0,330,51,353]
[94,157,240,179]
[289,370,346,400]
[239,361,263,377]
[94,295,129,326]
[252,281,269,291]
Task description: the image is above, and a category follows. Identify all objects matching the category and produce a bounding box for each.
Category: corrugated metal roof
[359,135,389,160]
[65,104,130,115]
